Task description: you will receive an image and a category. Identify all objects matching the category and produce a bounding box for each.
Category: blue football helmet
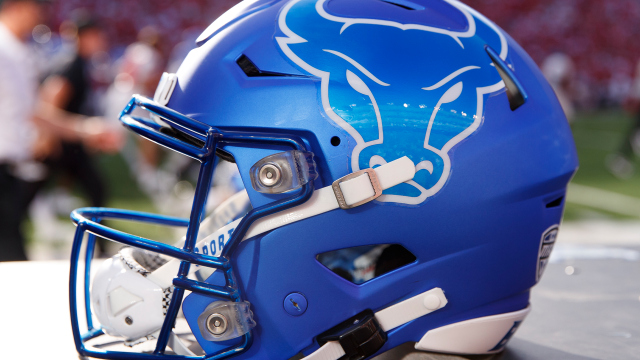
[69,0,578,359]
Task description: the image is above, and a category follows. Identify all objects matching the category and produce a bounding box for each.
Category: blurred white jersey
[0,23,38,163]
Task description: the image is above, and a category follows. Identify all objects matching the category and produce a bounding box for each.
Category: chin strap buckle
[316,310,387,360]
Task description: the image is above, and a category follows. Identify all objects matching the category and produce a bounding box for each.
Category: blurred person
[103,25,163,167]
[0,0,45,262]
[0,0,120,261]
[104,26,163,122]
[542,52,576,123]
[103,26,172,207]
[38,13,123,256]
[607,59,640,179]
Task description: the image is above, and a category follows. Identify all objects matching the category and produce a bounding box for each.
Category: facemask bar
[69,95,315,360]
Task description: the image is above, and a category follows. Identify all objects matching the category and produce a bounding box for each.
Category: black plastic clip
[317,310,387,360]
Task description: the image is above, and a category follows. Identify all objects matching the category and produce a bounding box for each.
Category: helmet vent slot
[377,0,425,11]
[545,196,564,208]
[317,244,416,284]
[236,55,303,78]
[485,45,528,111]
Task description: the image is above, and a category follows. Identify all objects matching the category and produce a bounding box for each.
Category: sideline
[567,183,640,218]
[562,183,640,246]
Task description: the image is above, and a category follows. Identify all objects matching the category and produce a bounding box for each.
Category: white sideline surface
[0,261,79,360]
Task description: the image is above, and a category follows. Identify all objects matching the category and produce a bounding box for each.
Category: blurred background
[1,0,640,264]
[1,1,639,359]
[0,0,244,261]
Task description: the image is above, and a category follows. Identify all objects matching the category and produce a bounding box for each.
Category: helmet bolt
[258,163,281,187]
[125,316,133,325]
[206,313,228,336]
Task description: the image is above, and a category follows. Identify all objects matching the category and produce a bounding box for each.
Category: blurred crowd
[466,0,640,109]
[1,0,640,262]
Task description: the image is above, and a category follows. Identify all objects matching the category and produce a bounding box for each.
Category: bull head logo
[276,0,508,205]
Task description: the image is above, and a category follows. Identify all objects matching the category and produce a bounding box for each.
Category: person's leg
[62,144,107,208]
[0,165,28,261]
[60,143,109,255]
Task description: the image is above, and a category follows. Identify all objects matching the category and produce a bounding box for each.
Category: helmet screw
[125,316,133,325]
[206,313,228,336]
[284,292,308,316]
[258,163,281,187]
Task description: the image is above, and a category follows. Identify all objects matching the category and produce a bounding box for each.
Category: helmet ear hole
[375,244,417,277]
[317,244,416,284]
[331,136,341,146]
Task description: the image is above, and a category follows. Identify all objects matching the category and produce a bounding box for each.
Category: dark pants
[46,142,109,255]
[49,142,106,209]
[0,165,31,261]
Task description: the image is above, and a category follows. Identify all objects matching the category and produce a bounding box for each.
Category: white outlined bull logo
[277,0,508,205]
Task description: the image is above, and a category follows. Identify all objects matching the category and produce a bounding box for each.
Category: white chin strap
[149,156,417,288]
[306,288,448,360]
